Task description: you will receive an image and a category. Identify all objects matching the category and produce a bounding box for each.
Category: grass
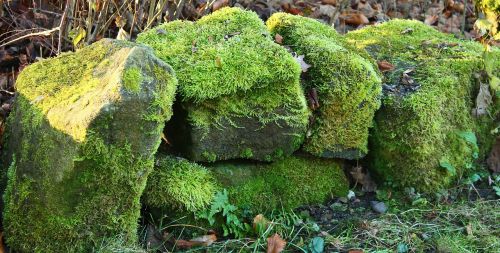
[137,171,500,252]
[325,199,499,252]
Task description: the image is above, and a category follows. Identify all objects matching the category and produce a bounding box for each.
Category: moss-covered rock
[137,7,309,162]
[143,154,348,214]
[266,13,382,160]
[211,155,349,213]
[346,20,500,192]
[1,39,177,252]
[143,154,218,212]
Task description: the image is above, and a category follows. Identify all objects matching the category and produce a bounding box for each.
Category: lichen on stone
[347,19,500,192]
[267,13,383,160]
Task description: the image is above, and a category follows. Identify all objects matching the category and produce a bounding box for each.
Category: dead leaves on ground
[175,234,217,249]
[340,12,369,26]
[212,0,229,11]
[267,233,286,253]
[253,214,270,234]
[377,61,394,72]
[144,223,217,250]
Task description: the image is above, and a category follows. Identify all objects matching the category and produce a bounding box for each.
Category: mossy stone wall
[267,13,382,160]
[137,8,309,162]
[347,20,499,192]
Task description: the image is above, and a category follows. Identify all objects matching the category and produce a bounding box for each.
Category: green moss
[240,148,253,159]
[202,151,217,163]
[1,39,176,252]
[210,156,349,213]
[123,67,143,93]
[266,13,382,159]
[143,155,218,212]
[142,156,348,215]
[137,8,309,162]
[346,20,500,192]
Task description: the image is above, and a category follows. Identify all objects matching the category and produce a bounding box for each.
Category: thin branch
[0,27,60,48]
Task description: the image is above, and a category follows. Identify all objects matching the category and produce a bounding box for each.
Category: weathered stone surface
[267,13,383,160]
[144,154,348,213]
[1,39,177,252]
[137,7,309,162]
[347,20,500,192]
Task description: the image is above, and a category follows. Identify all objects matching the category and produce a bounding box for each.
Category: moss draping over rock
[1,39,177,252]
[347,19,500,192]
[137,7,309,162]
[143,154,218,213]
[143,155,348,214]
[266,13,383,160]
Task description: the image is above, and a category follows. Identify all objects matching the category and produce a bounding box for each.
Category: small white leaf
[295,55,311,73]
[116,28,130,41]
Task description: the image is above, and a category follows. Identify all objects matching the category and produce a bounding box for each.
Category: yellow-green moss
[143,155,218,212]
[123,67,143,93]
[267,13,382,159]
[142,156,348,215]
[137,7,309,138]
[210,156,349,213]
[1,39,176,252]
[347,20,500,192]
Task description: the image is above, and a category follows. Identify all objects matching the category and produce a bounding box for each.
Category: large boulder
[267,13,383,159]
[137,7,309,162]
[347,20,500,192]
[144,155,348,214]
[1,39,177,252]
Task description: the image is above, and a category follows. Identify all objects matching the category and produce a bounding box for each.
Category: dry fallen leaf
[275,33,283,44]
[340,12,369,26]
[253,214,270,234]
[176,234,217,249]
[267,233,286,253]
[424,15,439,26]
[348,250,364,253]
[472,83,492,117]
[294,55,311,73]
[322,0,337,5]
[377,60,394,72]
[212,0,229,11]
[116,28,130,41]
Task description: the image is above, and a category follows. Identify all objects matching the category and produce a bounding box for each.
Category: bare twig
[0,27,60,48]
